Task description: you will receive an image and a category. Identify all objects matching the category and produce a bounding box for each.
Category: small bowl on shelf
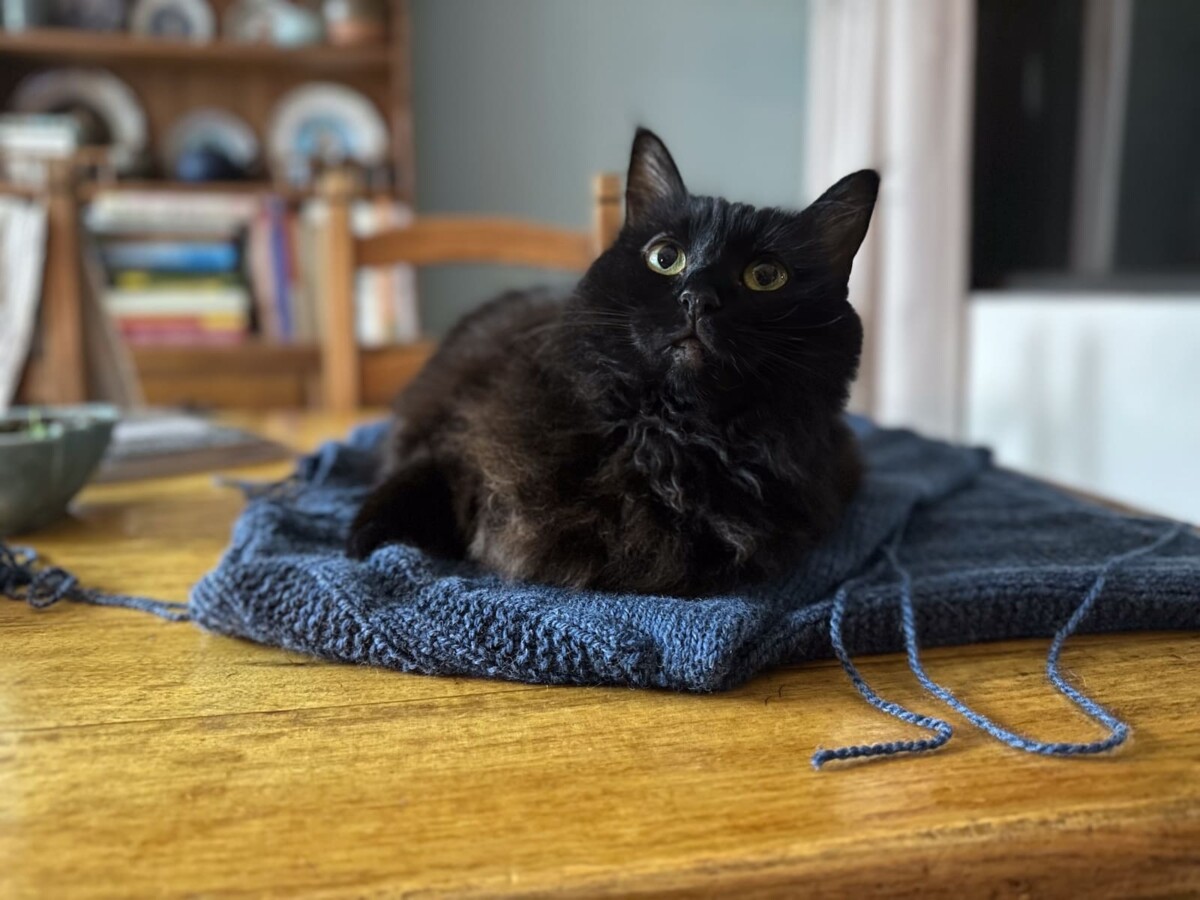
[0,404,118,536]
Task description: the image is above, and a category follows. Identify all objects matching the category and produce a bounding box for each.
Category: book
[100,241,241,274]
[115,313,246,330]
[103,286,250,317]
[247,203,280,341]
[119,330,246,347]
[0,114,80,157]
[349,198,420,346]
[265,197,294,340]
[85,191,259,237]
[113,271,243,290]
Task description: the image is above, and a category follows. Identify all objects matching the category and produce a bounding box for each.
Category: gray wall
[409,0,810,335]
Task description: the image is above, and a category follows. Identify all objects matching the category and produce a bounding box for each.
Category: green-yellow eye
[743,260,788,292]
[644,240,687,276]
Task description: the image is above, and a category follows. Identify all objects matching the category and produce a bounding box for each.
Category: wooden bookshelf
[4,2,422,410]
[0,29,391,71]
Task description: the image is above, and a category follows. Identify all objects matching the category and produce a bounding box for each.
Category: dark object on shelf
[174,145,245,182]
[50,0,127,31]
[164,108,259,178]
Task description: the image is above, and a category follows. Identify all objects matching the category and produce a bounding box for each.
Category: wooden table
[1,412,1197,898]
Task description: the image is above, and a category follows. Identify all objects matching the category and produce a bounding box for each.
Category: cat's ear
[805,170,880,277]
[625,128,687,227]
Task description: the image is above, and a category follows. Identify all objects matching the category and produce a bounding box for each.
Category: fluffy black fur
[348,129,879,596]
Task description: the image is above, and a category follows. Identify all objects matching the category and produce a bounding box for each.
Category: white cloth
[0,197,48,411]
[806,0,974,440]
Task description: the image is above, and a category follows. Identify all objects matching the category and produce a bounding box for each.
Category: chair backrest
[318,171,623,411]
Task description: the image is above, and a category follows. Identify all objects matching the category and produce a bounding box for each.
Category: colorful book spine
[114,271,242,290]
[103,287,250,316]
[266,197,294,341]
[119,329,246,347]
[247,204,280,341]
[100,241,240,273]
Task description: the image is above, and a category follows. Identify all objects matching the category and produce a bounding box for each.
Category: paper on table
[0,197,48,412]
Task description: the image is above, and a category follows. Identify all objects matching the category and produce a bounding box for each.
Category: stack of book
[89,191,259,347]
[85,189,420,348]
[0,113,79,186]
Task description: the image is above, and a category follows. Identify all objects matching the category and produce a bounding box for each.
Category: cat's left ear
[625,128,687,227]
[805,170,880,277]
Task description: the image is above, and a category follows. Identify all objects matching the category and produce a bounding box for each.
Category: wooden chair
[318,171,624,412]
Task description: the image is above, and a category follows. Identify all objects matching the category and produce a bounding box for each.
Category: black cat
[348,128,878,596]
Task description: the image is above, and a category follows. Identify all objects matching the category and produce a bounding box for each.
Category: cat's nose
[679,288,720,319]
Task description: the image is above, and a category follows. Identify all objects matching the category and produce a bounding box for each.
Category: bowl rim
[0,418,67,447]
[2,403,120,424]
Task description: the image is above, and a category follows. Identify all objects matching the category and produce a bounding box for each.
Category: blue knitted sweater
[188,418,1199,694]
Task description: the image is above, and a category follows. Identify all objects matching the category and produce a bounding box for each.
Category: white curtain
[806,0,975,440]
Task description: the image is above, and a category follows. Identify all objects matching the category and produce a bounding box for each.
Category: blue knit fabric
[188,418,1200,694]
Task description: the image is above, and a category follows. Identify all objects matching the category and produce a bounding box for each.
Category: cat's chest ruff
[614,411,768,515]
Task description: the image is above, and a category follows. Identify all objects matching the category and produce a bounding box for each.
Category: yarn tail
[811,585,953,769]
[0,541,190,622]
[814,523,1186,769]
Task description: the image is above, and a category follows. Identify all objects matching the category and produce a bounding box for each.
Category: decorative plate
[267,82,388,173]
[10,69,147,173]
[164,109,259,176]
[130,0,216,42]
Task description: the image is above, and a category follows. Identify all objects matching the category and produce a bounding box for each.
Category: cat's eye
[644,240,687,276]
[743,261,788,292]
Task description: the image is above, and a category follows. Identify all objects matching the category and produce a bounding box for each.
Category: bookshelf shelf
[131,340,321,375]
[0,29,390,72]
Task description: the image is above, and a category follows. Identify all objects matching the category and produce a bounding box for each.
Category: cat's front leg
[346,458,466,560]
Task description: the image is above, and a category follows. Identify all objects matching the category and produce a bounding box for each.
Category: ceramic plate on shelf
[267,82,388,176]
[130,0,216,42]
[10,68,147,173]
[164,109,259,176]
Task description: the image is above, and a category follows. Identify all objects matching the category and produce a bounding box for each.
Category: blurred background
[1,0,1197,518]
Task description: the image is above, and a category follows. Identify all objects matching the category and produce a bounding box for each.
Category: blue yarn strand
[886,523,1186,758]
[816,522,1186,769]
[811,584,954,769]
[0,541,190,622]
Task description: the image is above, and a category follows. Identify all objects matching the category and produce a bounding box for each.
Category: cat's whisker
[748,313,847,331]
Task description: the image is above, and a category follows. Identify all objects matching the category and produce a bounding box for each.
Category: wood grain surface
[1,412,1197,899]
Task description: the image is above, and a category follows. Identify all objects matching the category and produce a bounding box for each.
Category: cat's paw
[344,459,467,561]
[345,512,391,559]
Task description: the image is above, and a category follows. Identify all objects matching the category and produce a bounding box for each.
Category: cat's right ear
[804,170,880,278]
[625,128,687,227]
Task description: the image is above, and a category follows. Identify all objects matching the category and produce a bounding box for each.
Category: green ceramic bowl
[0,404,118,537]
